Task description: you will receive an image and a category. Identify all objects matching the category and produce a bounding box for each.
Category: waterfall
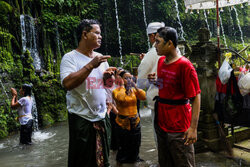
[203,10,212,37]
[31,95,39,131]
[20,15,41,70]
[233,7,245,47]
[114,0,123,65]
[0,78,9,99]
[219,12,228,48]
[55,22,61,56]
[173,0,185,40]
[142,0,150,49]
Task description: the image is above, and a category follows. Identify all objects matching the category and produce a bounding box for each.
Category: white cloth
[18,97,33,125]
[146,22,165,35]
[137,44,160,109]
[60,50,109,122]
[185,0,248,10]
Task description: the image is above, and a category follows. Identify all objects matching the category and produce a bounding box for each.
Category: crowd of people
[60,18,201,167]
[10,18,201,167]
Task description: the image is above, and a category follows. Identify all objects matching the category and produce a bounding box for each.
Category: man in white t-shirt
[137,22,165,148]
[60,19,113,167]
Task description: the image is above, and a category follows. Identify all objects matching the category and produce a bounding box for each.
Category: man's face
[155,33,169,56]
[85,24,102,49]
[148,33,156,45]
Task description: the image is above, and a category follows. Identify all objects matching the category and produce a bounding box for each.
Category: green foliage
[0,47,14,72]
[41,112,55,127]
[0,30,13,51]
[0,1,13,28]
[0,106,8,138]
[30,72,67,127]
[108,54,141,72]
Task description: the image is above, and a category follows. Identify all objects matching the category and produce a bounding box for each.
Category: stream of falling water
[228,7,235,39]
[114,0,123,65]
[142,0,150,49]
[20,15,41,70]
[219,11,228,48]
[233,7,245,48]
[173,0,185,40]
[203,10,212,37]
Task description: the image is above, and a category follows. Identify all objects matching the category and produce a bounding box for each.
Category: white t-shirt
[18,97,33,125]
[137,44,160,109]
[60,50,109,122]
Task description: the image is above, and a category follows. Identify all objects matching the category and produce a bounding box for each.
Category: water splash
[173,0,185,40]
[219,12,228,48]
[20,15,41,70]
[203,10,212,37]
[0,143,6,149]
[31,95,39,131]
[233,7,245,47]
[32,131,56,142]
[142,0,150,49]
[114,0,123,65]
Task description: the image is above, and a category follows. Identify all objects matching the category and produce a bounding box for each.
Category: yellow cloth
[113,87,146,130]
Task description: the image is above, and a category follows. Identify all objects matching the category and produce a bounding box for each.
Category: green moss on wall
[41,112,55,127]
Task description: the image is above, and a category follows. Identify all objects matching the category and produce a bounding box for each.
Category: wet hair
[157,27,178,48]
[22,84,32,96]
[76,19,100,44]
[119,70,128,78]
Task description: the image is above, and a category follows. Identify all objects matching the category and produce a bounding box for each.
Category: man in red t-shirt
[148,27,201,167]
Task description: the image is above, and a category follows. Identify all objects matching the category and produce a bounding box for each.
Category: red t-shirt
[157,56,201,132]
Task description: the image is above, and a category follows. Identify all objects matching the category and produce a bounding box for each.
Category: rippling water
[0,108,242,167]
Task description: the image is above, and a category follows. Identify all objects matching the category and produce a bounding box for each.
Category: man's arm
[183,93,201,145]
[62,55,110,90]
[137,49,157,89]
[10,88,20,109]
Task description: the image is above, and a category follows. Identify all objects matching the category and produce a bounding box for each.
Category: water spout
[31,95,39,131]
[233,7,245,48]
[142,0,150,49]
[203,10,212,37]
[173,0,185,40]
[219,12,228,48]
[20,15,41,70]
[114,0,123,65]
[228,7,235,39]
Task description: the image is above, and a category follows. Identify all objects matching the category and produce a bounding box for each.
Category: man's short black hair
[22,84,32,96]
[76,19,100,44]
[157,27,178,48]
